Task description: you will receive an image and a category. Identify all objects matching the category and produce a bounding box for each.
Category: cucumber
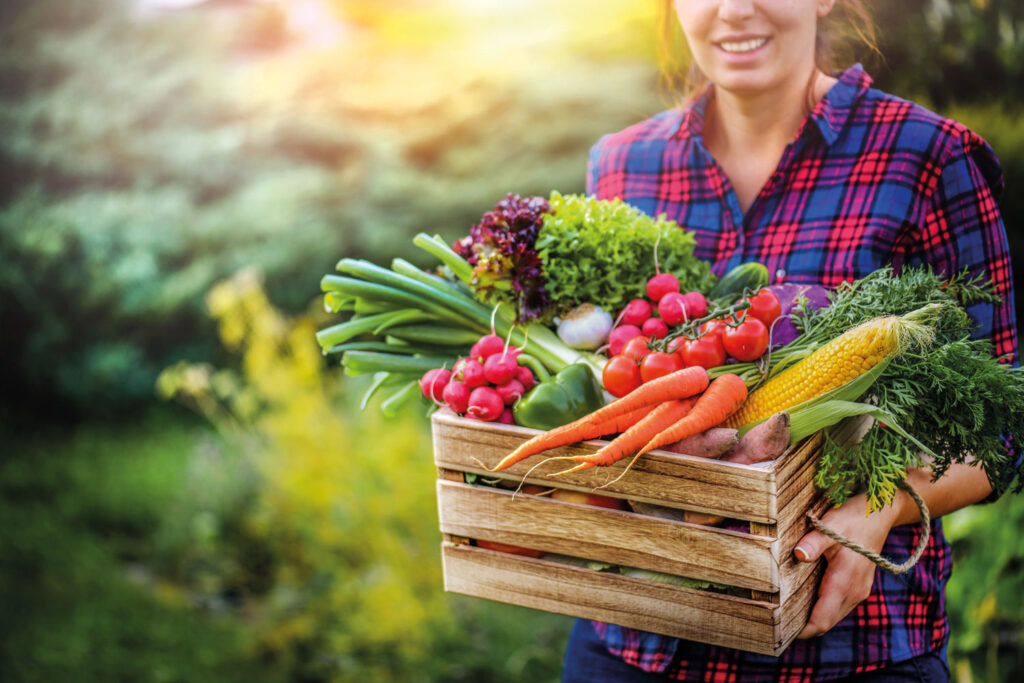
[708,262,770,300]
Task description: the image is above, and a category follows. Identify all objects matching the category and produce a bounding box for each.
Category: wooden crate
[431,408,829,656]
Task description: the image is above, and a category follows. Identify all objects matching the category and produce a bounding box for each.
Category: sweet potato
[721,411,790,464]
[663,427,739,458]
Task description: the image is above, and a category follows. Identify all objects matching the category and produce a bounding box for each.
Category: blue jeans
[562,620,950,682]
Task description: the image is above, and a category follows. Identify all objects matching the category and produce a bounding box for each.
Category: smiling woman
[568,0,1018,681]
[658,0,877,105]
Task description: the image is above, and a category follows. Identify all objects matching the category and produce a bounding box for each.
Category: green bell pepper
[513,361,604,431]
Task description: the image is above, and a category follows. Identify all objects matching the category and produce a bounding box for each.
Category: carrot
[634,373,748,459]
[487,404,657,471]
[555,397,697,474]
[578,366,709,428]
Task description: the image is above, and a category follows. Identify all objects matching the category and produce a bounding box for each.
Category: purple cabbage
[766,283,831,348]
[453,194,551,321]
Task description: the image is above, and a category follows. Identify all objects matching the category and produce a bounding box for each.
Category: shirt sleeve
[913,130,1017,363]
[912,129,1020,502]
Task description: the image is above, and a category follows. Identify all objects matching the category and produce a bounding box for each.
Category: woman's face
[673,0,835,98]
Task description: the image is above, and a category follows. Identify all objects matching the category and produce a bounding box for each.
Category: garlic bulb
[556,303,614,350]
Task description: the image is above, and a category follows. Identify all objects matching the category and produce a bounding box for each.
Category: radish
[454,357,487,388]
[514,365,536,391]
[442,380,470,414]
[470,334,506,360]
[646,272,680,303]
[466,386,504,421]
[494,379,525,406]
[484,352,518,385]
[419,368,451,402]
[620,299,652,327]
[607,324,642,356]
[498,409,516,425]
[641,316,668,339]
[657,291,689,326]
[681,291,709,319]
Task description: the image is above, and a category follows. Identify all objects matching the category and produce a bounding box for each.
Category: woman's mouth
[717,37,769,54]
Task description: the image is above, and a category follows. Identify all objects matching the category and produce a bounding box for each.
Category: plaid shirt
[585,64,1017,681]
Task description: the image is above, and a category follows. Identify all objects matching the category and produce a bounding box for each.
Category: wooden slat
[777,479,830,548]
[443,543,781,655]
[777,492,829,602]
[772,433,823,512]
[747,521,779,603]
[432,409,777,523]
[438,480,778,592]
[775,560,825,655]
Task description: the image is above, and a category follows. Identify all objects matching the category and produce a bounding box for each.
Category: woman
[564,1,1017,681]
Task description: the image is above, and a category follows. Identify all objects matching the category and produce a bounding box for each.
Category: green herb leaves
[536,192,714,317]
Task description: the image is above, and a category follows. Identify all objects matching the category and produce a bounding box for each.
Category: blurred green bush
[945,493,1024,681]
[0,0,662,415]
[153,268,571,681]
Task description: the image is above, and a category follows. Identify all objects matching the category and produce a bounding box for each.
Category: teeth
[720,38,767,53]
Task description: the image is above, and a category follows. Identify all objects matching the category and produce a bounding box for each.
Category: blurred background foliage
[0,0,1021,681]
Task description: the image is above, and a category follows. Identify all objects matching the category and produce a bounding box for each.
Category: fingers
[797,571,847,638]
[796,547,877,639]
[794,528,834,563]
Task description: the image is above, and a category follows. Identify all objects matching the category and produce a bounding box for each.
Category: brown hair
[656,0,880,106]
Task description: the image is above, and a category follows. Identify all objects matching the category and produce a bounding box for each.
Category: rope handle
[805,481,930,575]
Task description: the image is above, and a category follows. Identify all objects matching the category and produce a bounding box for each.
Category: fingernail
[794,545,810,562]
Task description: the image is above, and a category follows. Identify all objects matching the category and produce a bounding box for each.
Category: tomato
[476,539,544,557]
[603,354,642,397]
[699,318,728,342]
[680,335,727,369]
[666,335,689,355]
[640,351,683,383]
[621,335,653,364]
[722,317,770,361]
[746,289,782,327]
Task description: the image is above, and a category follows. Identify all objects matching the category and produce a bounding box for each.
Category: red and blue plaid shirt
[585,64,1017,681]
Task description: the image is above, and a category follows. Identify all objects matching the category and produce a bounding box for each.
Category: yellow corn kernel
[724,316,904,428]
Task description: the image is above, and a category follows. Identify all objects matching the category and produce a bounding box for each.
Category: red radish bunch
[421,333,540,423]
[605,271,708,356]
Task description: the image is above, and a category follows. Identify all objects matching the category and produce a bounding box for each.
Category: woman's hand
[793,493,902,639]
[792,461,992,639]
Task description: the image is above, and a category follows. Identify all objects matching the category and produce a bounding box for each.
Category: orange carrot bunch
[487,366,749,477]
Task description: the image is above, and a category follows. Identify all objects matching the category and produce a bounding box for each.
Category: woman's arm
[794,461,993,639]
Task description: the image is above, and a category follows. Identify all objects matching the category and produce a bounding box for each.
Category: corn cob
[724,314,931,428]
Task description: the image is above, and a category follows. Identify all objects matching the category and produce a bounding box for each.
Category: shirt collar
[673,63,872,146]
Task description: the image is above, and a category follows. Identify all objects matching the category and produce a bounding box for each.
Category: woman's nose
[718,0,757,22]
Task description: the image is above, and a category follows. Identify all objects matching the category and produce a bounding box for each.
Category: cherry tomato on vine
[680,335,727,369]
[699,318,728,342]
[621,335,653,364]
[640,351,683,383]
[603,354,642,397]
[667,335,689,355]
[722,316,770,362]
[746,289,782,327]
